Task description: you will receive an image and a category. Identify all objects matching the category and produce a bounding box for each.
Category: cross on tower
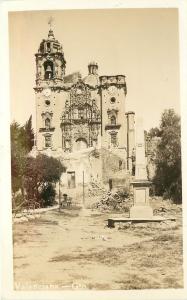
[48,16,54,30]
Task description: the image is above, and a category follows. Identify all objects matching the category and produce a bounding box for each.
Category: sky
[9,8,180,131]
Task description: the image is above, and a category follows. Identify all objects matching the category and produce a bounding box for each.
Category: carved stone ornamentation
[61,80,101,151]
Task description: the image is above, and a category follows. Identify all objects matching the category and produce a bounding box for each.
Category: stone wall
[100,148,130,188]
[59,147,130,189]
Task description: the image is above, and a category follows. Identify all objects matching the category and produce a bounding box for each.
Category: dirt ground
[13,199,183,290]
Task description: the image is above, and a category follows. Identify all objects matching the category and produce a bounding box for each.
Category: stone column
[130,117,153,219]
[135,118,147,180]
[126,111,135,174]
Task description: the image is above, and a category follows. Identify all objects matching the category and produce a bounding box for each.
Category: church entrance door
[75,138,88,151]
[67,171,76,188]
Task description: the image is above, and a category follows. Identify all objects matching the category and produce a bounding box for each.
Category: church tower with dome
[34,27,135,186]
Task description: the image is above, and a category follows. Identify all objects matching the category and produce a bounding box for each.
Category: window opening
[45,118,51,130]
[45,135,51,148]
[111,132,117,147]
[111,115,116,125]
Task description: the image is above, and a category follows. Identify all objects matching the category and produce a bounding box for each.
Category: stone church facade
[33,29,135,187]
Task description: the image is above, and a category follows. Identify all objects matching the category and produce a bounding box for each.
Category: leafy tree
[11,122,27,195]
[40,184,56,207]
[24,115,34,152]
[24,154,66,207]
[148,127,161,138]
[11,116,34,194]
[153,109,181,203]
[11,118,66,208]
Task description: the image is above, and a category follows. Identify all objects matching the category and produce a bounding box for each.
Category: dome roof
[88,61,98,67]
[84,74,100,87]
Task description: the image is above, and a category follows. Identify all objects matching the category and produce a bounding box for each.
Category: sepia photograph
[1,1,187,298]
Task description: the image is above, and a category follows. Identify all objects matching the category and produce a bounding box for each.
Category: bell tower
[99,75,127,150]
[34,24,67,152]
[35,28,66,87]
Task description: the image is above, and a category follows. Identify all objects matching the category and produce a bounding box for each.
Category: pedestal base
[130,205,153,218]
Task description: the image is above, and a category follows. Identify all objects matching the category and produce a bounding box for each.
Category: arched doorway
[75,138,88,151]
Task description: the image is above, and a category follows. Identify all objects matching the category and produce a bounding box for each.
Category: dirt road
[13,207,183,290]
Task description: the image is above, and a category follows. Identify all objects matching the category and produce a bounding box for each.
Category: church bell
[46,65,52,72]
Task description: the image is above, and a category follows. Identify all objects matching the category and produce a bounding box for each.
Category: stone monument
[107,117,176,227]
[130,117,153,218]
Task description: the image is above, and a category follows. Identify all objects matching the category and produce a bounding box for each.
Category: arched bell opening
[44,60,54,79]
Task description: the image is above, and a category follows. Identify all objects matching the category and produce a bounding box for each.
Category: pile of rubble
[153,204,182,217]
[91,190,133,212]
[151,197,182,217]
[88,181,107,198]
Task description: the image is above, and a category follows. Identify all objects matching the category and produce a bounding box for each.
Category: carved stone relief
[61,81,101,151]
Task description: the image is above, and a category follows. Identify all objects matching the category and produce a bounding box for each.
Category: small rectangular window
[45,135,51,148]
[78,108,84,119]
[111,132,117,147]
[45,118,51,130]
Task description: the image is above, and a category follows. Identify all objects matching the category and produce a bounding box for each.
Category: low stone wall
[13,205,59,223]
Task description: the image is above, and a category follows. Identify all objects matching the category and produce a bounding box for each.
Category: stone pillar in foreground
[130,117,153,219]
[126,111,135,174]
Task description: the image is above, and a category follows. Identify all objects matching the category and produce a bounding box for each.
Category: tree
[148,127,161,138]
[11,118,66,209]
[24,115,34,152]
[11,121,27,195]
[11,116,34,194]
[153,109,181,203]
[40,184,56,207]
[24,154,66,207]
